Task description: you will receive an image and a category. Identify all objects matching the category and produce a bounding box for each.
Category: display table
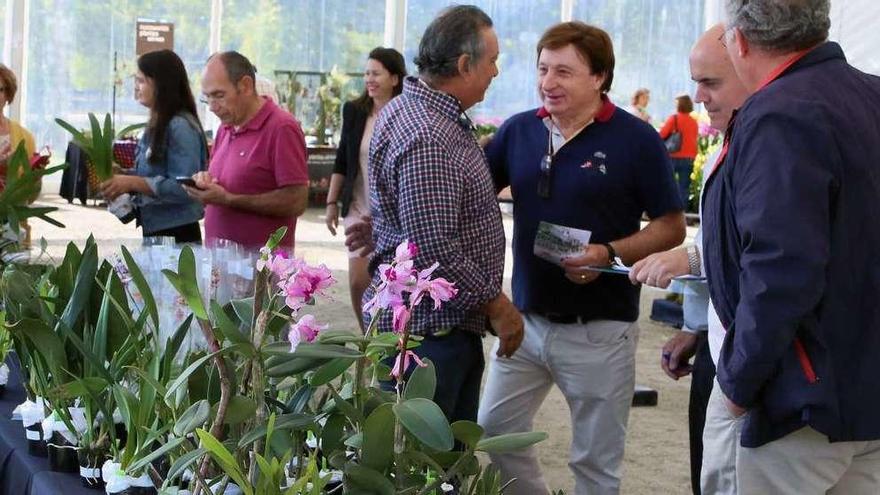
[0,355,100,495]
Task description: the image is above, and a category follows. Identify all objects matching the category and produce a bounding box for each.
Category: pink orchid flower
[394,239,419,263]
[288,314,329,352]
[392,305,411,334]
[410,262,458,309]
[390,344,427,379]
[283,263,335,311]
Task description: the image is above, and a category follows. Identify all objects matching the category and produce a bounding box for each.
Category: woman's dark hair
[676,94,694,113]
[352,47,407,114]
[137,50,202,164]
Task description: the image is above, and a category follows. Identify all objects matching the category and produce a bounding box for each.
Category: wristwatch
[603,242,617,266]
[687,245,701,276]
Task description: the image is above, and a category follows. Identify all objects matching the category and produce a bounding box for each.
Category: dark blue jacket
[703,42,880,448]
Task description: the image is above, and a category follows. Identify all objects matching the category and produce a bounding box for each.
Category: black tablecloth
[0,355,98,495]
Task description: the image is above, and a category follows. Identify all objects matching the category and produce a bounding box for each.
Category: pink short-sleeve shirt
[205,98,308,249]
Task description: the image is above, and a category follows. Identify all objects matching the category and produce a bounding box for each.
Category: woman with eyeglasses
[0,64,36,182]
[100,49,207,243]
[324,47,406,330]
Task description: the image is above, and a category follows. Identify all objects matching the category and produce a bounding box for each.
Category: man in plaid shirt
[364,5,523,424]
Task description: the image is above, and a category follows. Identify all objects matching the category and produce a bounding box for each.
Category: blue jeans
[382,329,485,423]
[672,158,695,210]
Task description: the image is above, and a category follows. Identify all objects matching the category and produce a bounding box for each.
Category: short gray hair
[725,0,830,53]
[210,51,257,85]
[414,5,493,80]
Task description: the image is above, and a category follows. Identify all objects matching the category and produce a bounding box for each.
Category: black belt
[540,312,588,324]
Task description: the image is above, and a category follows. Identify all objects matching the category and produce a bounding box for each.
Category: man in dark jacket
[703,0,880,492]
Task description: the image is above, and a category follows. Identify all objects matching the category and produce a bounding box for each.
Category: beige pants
[701,379,742,494]
[478,314,639,495]
[738,426,880,494]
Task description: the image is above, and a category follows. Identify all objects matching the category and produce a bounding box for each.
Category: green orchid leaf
[195,429,254,495]
[451,420,485,450]
[361,403,395,472]
[174,399,210,437]
[475,431,549,453]
[404,358,436,400]
[393,398,454,452]
[308,357,355,386]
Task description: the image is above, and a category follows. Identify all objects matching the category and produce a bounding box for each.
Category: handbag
[664,115,682,153]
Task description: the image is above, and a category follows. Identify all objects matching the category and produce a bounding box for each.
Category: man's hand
[660,331,699,380]
[485,293,524,358]
[344,215,374,256]
[629,247,689,288]
[325,203,340,236]
[185,172,229,206]
[561,243,610,285]
[724,395,747,418]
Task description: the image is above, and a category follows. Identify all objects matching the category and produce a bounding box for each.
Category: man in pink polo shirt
[187,51,308,250]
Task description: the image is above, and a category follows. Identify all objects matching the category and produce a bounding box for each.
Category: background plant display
[1,228,545,494]
[687,118,722,213]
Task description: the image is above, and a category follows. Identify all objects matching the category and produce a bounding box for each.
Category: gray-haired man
[365,5,523,424]
[704,0,880,492]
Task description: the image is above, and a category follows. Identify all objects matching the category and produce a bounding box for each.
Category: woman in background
[659,94,699,209]
[101,49,207,243]
[628,87,652,123]
[0,64,36,180]
[325,47,406,330]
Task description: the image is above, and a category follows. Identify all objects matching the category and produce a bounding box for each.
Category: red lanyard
[708,49,811,177]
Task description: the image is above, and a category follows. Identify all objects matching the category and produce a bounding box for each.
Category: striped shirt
[365,76,506,336]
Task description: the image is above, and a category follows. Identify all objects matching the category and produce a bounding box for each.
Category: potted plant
[55,113,144,222]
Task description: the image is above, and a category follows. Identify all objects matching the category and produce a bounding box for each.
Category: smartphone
[175,176,200,188]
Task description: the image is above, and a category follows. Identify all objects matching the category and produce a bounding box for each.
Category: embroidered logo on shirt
[581,151,608,174]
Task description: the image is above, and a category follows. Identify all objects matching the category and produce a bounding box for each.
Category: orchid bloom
[288,314,329,352]
[390,344,427,379]
[282,263,335,311]
[394,239,418,263]
[410,262,458,310]
[392,305,411,334]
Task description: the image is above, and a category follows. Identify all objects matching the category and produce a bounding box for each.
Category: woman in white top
[325,47,406,330]
[627,87,652,123]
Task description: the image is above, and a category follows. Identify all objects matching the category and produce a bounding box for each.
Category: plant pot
[102,460,157,495]
[79,449,107,489]
[25,422,48,457]
[106,488,157,495]
[47,431,80,473]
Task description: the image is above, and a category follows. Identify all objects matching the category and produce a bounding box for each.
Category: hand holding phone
[175,176,201,189]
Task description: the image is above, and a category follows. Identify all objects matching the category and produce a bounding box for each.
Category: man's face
[537,44,604,121]
[690,40,749,131]
[461,27,500,109]
[201,59,249,126]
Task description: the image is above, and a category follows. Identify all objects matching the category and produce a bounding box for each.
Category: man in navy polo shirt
[478,22,685,495]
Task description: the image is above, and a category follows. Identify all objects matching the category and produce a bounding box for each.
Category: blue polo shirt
[485,99,681,322]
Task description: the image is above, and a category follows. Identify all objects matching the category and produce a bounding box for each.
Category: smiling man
[479,22,684,495]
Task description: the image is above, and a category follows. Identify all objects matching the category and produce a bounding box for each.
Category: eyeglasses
[199,91,228,105]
